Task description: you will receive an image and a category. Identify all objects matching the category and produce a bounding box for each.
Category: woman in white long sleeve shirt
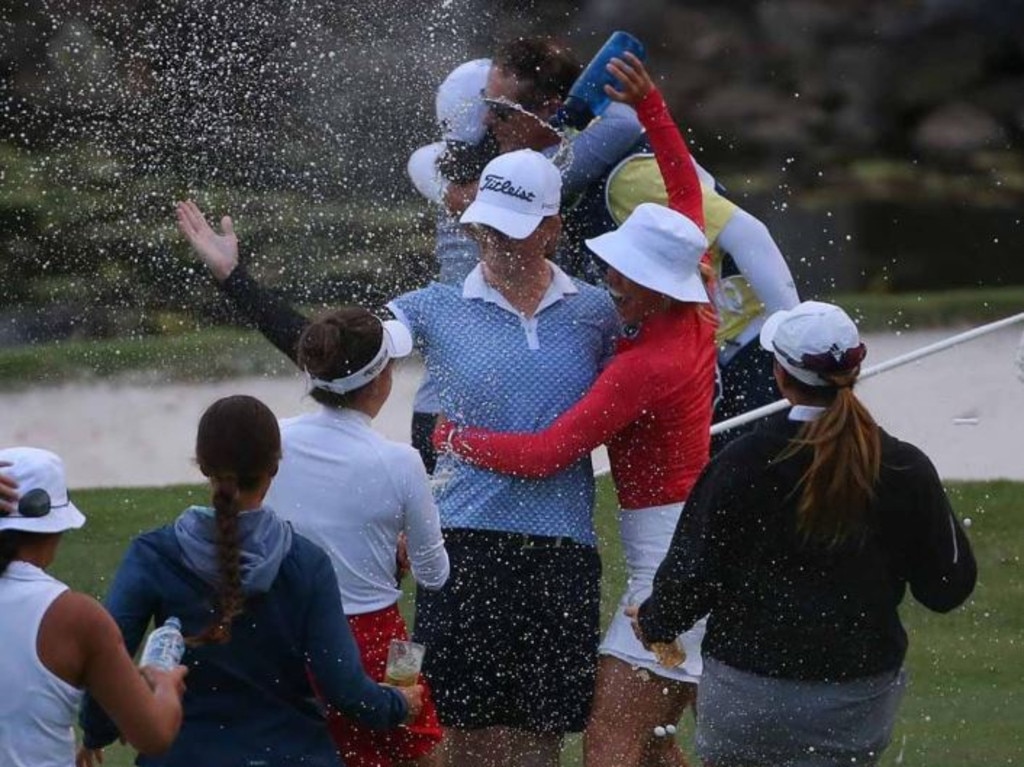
[263,306,449,767]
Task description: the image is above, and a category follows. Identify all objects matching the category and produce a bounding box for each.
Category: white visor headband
[307,319,413,396]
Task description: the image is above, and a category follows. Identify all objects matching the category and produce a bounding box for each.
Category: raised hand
[175,200,239,282]
[604,52,654,107]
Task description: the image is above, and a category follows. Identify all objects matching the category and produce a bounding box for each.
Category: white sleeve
[716,207,800,315]
[399,450,450,590]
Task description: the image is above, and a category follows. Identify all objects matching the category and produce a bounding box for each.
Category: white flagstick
[593,311,1024,477]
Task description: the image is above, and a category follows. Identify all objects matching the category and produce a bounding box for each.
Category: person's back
[699,413,973,680]
[79,396,414,767]
[0,447,185,767]
[0,562,83,767]
[269,408,447,611]
[82,526,371,765]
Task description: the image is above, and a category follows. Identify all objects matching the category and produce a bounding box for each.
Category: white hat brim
[0,500,85,535]
[460,199,543,240]
[759,308,792,351]
[383,320,414,359]
[585,232,709,304]
[407,143,447,204]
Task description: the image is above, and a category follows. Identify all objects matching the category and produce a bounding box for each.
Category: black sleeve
[637,454,738,643]
[903,450,977,613]
[220,266,310,366]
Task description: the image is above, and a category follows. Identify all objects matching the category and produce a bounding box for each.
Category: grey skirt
[696,658,907,767]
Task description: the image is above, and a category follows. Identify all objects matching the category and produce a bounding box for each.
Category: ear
[542,215,562,255]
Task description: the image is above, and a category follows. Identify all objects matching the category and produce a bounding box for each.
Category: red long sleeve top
[445,88,718,509]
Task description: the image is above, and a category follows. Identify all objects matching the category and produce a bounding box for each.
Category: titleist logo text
[481,174,536,202]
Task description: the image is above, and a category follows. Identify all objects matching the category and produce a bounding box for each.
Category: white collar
[788,405,827,422]
[462,260,578,311]
[2,560,53,581]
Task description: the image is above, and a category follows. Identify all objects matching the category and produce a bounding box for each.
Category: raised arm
[175,200,310,365]
[606,53,704,231]
[561,101,644,199]
[436,355,655,478]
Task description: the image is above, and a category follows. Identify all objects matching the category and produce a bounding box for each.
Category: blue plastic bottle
[140,616,186,670]
[552,31,647,131]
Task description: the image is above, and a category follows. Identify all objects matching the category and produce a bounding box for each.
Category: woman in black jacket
[632,300,976,767]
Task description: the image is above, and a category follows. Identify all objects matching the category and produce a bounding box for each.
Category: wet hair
[776,366,882,547]
[0,531,60,576]
[0,531,24,576]
[437,133,500,185]
[493,37,582,109]
[297,307,384,409]
[189,395,281,646]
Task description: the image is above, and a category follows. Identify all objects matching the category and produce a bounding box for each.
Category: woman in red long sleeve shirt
[435,55,717,767]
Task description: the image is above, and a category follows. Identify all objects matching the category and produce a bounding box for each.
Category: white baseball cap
[760,301,866,387]
[436,58,491,143]
[0,447,85,535]
[460,149,561,239]
[407,142,447,204]
[307,319,414,396]
[585,203,709,303]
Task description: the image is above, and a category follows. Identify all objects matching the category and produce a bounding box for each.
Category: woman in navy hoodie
[78,395,421,766]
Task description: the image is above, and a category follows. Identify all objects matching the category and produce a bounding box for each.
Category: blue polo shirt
[390,263,619,545]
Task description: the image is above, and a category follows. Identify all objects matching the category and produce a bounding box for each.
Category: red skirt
[324,603,442,767]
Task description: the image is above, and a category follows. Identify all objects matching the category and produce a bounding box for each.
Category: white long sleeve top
[265,406,449,615]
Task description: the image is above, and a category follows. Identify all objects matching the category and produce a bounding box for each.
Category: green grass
[2,285,1023,391]
[54,479,1022,766]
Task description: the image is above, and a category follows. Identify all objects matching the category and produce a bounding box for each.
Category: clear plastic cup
[384,639,426,687]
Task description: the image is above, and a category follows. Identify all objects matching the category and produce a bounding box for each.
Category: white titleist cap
[436,58,491,143]
[586,203,709,303]
[460,149,561,239]
[0,447,85,534]
[760,301,866,387]
[307,319,414,396]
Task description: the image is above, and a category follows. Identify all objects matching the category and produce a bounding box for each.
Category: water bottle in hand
[140,617,185,670]
[551,31,646,130]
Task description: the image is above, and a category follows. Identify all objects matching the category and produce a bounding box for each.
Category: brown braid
[777,367,882,547]
[188,395,281,646]
[188,478,246,646]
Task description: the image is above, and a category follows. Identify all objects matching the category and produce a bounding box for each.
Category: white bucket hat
[760,301,866,387]
[307,318,414,396]
[0,447,85,535]
[436,58,491,143]
[585,202,709,303]
[460,149,561,239]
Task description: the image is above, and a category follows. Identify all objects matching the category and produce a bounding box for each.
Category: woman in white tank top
[0,447,186,767]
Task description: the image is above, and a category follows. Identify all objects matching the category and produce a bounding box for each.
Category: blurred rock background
[2,0,1022,345]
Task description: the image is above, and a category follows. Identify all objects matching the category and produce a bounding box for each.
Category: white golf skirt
[599,503,706,684]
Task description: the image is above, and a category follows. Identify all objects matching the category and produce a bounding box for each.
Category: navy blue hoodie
[80,509,407,766]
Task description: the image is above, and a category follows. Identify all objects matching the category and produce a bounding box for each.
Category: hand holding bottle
[605,52,654,108]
